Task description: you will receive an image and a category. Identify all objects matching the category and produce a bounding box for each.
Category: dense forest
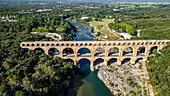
[123,7,170,39]
[147,44,170,96]
[0,31,76,95]
[0,3,79,95]
[107,6,170,39]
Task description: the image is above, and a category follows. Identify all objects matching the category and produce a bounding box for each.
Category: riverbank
[97,61,150,96]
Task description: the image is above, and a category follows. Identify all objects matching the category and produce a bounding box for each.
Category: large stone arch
[48,48,60,57]
[108,58,117,65]
[94,47,105,57]
[108,47,119,56]
[94,58,105,70]
[135,58,143,63]
[63,47,74,57]
[161,46,168,51]
[123,47,134,56]
[121,58,131,65]
[94,58,104,65]
[78,58,91,72]
[77,47,91,57]
[137,46,146,56]
[149,46,158,55]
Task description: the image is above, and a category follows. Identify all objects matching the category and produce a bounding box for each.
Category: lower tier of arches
[63,57,147,71]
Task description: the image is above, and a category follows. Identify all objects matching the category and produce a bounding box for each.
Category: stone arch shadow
[121,58,131,65]
[48,48,60,57]
[108,58,117,65]
[63,47,74,57]
[77,47,91,57]
[78,58,91,73]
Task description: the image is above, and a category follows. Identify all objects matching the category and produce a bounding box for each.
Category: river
[65,21,113,96]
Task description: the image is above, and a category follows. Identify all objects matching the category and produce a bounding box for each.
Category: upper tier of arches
[21,40,169,48]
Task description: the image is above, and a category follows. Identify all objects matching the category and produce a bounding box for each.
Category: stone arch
[78,58,91,72]
[93,43,96,46]
[48,48,60,57]
[76,43,79,46]
[123,47,133,56]
[135,58,143,63]
[149,46,158,55]
[84,43,88,46]
[66,43,70,46]
[46,43,50,46]
[36,44,40,46]
[80,43,83,46]
[137,46,146,56]
[56,43,60,46]
[162,46,168,51]
[34,48,45,55]
[121,58,131,65]
[109,47,119,56]
[94,58,104,70]
[41,43,45,46]
[22,44,25,46]
[71,43,74,46]
[27,44,30,46]
[94,58,104,66]
[94,47,105,57]
[31,44,35,46]
[108,58,117,65]
[77,47,91,57]
[51,44,55,46]
[63,48,74,57]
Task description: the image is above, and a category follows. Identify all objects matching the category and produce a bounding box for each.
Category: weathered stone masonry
[20,40,169,71]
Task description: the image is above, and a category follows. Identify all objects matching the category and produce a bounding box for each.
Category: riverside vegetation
[146,44,170,96]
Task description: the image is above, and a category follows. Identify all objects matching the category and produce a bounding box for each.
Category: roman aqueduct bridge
[20,40,169,71]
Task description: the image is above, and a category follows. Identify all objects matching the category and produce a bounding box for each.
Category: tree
[113,25,120,32]
[96,32,102,36]
[15,91,25,96]
[126,25,136,34]
[32,28,36,32]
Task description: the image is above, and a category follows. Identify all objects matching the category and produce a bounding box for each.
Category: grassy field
[88,19,120,40]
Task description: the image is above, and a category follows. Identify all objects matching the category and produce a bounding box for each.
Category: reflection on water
[66,59,113,96]
[65,21,113,96]
[70,21,94,41]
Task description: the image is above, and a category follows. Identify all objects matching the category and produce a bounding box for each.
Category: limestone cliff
[97,62,146,96]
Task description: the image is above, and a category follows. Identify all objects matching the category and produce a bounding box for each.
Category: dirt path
[141,61,154,96]
[106,23,122,39]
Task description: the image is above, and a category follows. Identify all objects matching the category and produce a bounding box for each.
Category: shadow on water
[65,59,91,96]
[65,59,113,96]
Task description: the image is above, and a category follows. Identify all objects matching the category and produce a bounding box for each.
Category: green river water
[65,21,113,96]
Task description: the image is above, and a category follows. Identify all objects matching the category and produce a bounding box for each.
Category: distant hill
[1,0,170,3]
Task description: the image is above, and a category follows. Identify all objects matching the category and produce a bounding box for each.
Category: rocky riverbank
[97,62,147,96]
